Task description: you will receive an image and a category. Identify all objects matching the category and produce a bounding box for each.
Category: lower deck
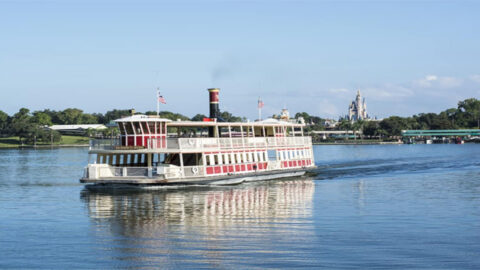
[81,167,309,186]
[84,146,315,182]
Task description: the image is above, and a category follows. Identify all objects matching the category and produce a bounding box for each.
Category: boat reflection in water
[80,179,315,267]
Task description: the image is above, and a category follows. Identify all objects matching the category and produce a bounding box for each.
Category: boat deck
[80,167,311,186]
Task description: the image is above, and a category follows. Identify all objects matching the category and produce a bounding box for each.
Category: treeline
[1,97,478,143]
[0,107,246,144]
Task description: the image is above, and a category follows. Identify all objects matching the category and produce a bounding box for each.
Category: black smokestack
[208,88,220,137]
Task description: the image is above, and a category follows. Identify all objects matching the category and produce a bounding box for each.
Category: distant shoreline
[0,144,89,149]
[313,141,402,145]
[0,135,90,149]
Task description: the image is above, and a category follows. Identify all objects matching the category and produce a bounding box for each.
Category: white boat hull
[83,169,308,189]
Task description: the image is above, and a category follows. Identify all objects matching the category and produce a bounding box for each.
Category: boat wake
[308,155,480,180]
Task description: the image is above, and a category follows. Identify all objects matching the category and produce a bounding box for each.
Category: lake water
[0,145,479,269]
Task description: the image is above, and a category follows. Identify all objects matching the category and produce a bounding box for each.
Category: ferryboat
[80,88,316,187]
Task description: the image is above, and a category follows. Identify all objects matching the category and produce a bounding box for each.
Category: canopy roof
[114,114,304,128]
[115,115,172,123]
[168,119,304,128]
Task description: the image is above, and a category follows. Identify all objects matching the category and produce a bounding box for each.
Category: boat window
[253,152,258,162]
[118,123,125,134]
[217,154,223,165]
[247,152,253,162]
[141,122,149,134]
[245,127,253,137]
[254,127,264,137]
[224,153,229,164]
[230,153,236,164]
[267,150,276,161]
[182,153,202,166]
[165,154,181,166]
[208,154,215,166]
[125,122,134,134]
[258,152,264,162]
[133,122,142,134]
[265,127,274,137]
[147,122,155,134]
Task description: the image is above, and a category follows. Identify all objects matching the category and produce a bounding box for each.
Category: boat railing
[182,166,206,178]
[96,166,149,178]
[89,136,312,151]
[89,164,198,179]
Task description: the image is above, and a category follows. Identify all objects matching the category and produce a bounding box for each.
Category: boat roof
[169,119,304,128]
[114,114,304,127]
[115,115,172,123]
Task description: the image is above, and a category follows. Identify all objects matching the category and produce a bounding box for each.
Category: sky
[0,0,479,120]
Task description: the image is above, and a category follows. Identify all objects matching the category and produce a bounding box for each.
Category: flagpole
[156,88,160,116]
[258,97,261,121]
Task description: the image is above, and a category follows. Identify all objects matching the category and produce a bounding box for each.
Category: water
[0,145,479,269]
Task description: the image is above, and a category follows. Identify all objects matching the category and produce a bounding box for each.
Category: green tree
[58,108,84,124]
[352,120,365,139]
[40,130,61,143]
[191,114,207,121]
[104,109,132,123]
[337,119,352,131]
[363,121,379,137]
[219,111,245,122]
[0,110,9,134]
[80,113,99,124]
[32,111,52,126]
[444,108,458,128]
[379,116,410,137]
[11,108,32,143]
[457,98,480,128]
[102,127,120,138]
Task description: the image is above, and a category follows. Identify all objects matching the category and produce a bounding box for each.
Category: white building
[47,124,107,135]
[348,90,369,121]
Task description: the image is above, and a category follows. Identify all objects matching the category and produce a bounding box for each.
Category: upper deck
[90,115,310,153]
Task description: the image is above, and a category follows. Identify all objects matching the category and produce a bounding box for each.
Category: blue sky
[1,0,479,120]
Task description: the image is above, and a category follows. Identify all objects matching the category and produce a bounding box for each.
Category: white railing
[182,166,205,178]
[89,136,312,152]
[98,167,149,177]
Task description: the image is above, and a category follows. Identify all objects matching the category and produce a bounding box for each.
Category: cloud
[470,74,480,84]
[362,84,414,100]
[328,88,350,94]
[316,99,340,117]
[414,75,463,89]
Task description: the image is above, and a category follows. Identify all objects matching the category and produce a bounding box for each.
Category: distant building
[273,108,306,124]
[47,124,107,135]
[279,108,290,121]
[347,90,369,121]
[323,119,338,129]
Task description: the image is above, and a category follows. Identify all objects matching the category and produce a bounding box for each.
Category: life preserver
[191,167,199,175]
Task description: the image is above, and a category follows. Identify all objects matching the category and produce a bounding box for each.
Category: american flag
[258,98,264,109]
[158,93,166,104]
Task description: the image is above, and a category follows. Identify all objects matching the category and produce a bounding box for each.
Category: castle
[347,90,369,121]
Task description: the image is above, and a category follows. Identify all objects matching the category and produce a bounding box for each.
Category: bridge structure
[401,129,480,137]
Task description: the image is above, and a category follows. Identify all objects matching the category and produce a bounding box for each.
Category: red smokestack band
[208,88,220,137]
[209,88,219,104]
